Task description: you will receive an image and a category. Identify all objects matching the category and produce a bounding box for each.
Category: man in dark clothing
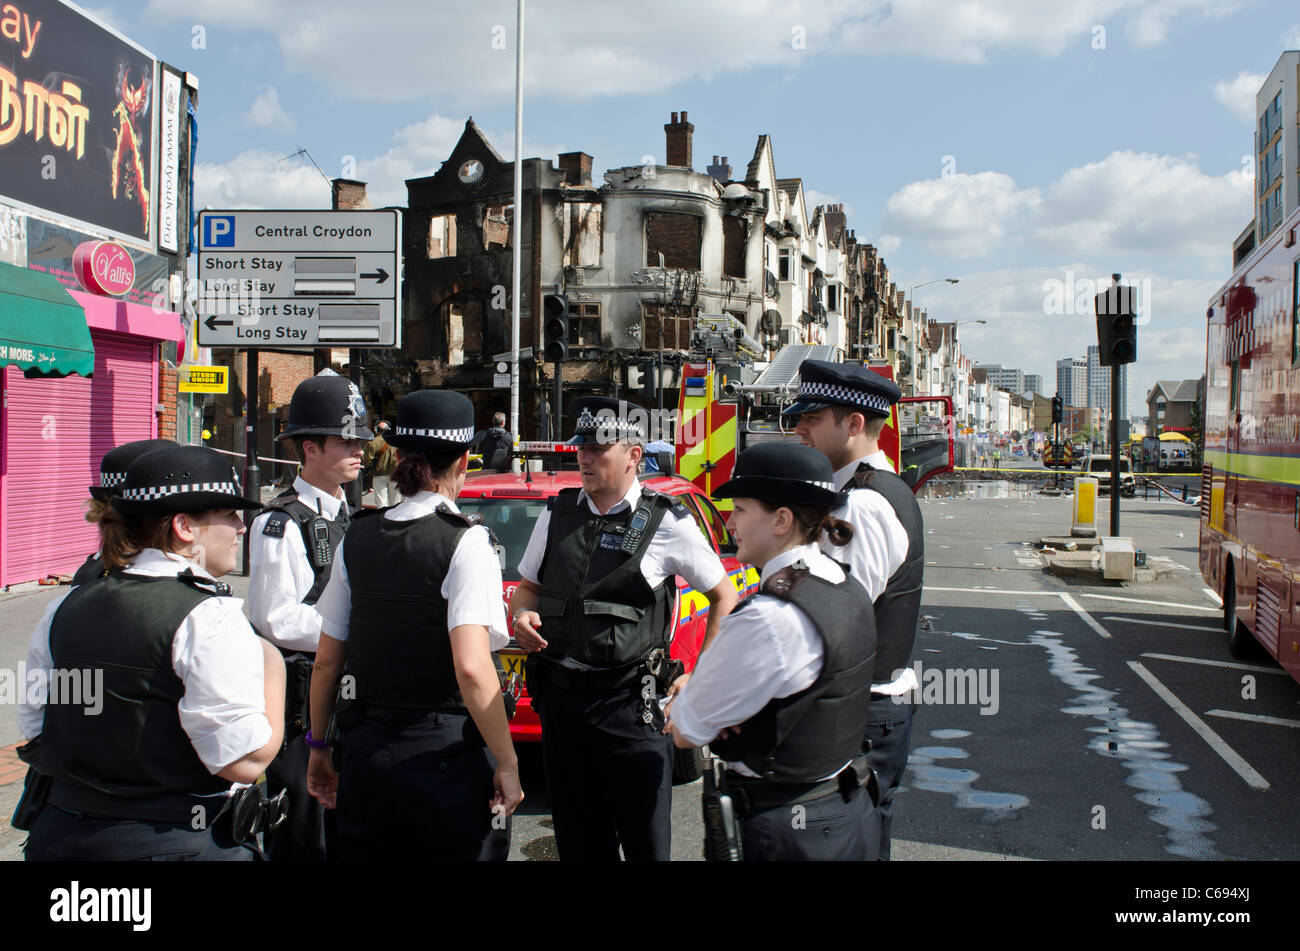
[477,412,514,472]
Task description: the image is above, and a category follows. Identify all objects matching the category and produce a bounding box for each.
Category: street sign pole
[510,0,525,441]
[243,348,261,576]
[1110,363,1121,537]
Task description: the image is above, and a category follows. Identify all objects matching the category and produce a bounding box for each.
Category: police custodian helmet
[110,445,262,516]
[781,360,901,419]
[711,442,845,508]
[89,438,176,502]
[276,369,374,443]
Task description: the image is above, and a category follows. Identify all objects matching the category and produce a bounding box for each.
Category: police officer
[71,438,175,586]
[667,443,879,860]
[305,390,523,860]
[509,396,739,861]
[248,368,371,862]
[784,360,924,860]
[17,445,285,860]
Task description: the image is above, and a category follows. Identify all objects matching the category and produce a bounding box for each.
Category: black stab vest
[262,487,349,606]
[24,572,231,800]
[850,462,925,680]
[536,487,678,669]
[342,507,471,707]
[71,552,105,587]
[709,565,876,782]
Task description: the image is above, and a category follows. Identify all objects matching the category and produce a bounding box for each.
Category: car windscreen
[457,498,550,582]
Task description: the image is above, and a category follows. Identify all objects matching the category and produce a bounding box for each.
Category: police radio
[619,498,656,554]
[309,517,333,569]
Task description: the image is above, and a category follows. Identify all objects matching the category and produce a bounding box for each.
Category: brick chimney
[706,154,731,182]
[557,151,593,186]
[824,202,847,242]
[664,110,694,168]
[332,178,371,210]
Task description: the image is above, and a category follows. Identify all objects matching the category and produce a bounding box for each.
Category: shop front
[0,261,183,587]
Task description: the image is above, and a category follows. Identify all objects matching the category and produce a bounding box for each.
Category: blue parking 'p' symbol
[204,215,235,248]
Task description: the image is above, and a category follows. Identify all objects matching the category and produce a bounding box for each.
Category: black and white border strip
[121,481,239,501]
[393,425,474,442]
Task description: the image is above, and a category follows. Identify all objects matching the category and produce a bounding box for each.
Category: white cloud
[194,150,331,210]
[1285,25,1300,48]
[81,5,129,33]
[1031,151,1250,263]
[876,234,902,256]
[245,86,294,130]
[880,172,1041,258]
[1213,71,1265,124]
[1124,0,1239,46]
[880,151,1250,266]
[191,111,567,210]
[144,0,1229,104]
[805,189,851,217]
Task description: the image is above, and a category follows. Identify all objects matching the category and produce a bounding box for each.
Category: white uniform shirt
[247,476,347,653]
[829,453,918,694]
[516,479,728,667]
[315,490,509,649]
[671,543,848,779]
[517,479,727,593]
[18,549,272,774]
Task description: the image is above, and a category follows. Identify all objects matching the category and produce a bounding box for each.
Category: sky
[84,0,1300,417]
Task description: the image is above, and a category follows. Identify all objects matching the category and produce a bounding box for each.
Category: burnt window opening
[569,301,602,348]
[722,217,746,279]
[642,303,697,351]
[827,285,839,311]
[778,249,791,282]
[564,202,603,268]
[483,204,513,251]
[428,213,457,259]
[645,212,702,271]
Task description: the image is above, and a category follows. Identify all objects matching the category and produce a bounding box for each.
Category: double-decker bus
[1200,202,1300,683]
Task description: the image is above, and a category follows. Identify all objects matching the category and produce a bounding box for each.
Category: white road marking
[1127,661,1269,790]
[927,587,1058,596]
[1060,593,1111,639]
[1202,587,1223,607]
[1080,593,1219,613]
[1205,709,1300,729]
[1139,652,1289,675]
[1101,616,1223,633]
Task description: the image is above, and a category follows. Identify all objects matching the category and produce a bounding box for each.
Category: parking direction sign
[196,210,402,348]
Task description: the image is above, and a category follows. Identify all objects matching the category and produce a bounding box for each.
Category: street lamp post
[905,278,958,396]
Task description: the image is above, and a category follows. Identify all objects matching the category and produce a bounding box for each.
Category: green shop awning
[0,260,95,378]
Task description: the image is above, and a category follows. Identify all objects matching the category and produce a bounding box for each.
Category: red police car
[457,447,759,781]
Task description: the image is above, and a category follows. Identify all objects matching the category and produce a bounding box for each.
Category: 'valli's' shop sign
[0,1,158,246]
[72,239,134,296]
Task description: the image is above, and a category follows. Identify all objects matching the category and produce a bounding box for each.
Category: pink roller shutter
[1,331,156,586]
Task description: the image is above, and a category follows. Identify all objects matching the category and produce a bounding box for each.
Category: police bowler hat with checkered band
[780,359,901,419]
[712,442,845,508]
[89,439,176,502]
[110,445,262,516]
[567,396,648,446]
[275,370,374,443]
[382,389,483,455]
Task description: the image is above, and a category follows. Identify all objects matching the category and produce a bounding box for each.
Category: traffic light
[542,293,570,363]
[1094,283,1137,366]
[1051,395,1063,424]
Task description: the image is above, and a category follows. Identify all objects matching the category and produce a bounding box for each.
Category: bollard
[1182,483,1188,502]
[1072,477,1100,537]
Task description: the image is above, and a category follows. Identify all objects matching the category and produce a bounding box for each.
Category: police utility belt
[701,754,877,862]
[12,770,287,847]
[525,647,683,696]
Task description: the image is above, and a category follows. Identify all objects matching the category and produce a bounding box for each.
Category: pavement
[2,479,1292,862]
